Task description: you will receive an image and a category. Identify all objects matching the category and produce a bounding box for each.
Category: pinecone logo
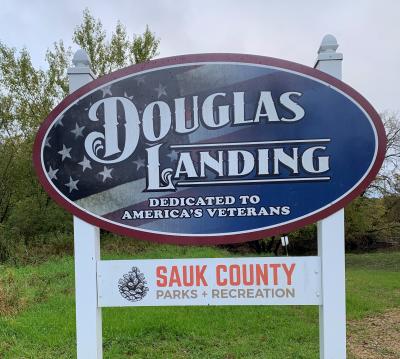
[118,266,149,302]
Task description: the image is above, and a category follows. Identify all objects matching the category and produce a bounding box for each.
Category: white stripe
[75,178,148,216]
[177,177,330,187]
[170,138,330,149]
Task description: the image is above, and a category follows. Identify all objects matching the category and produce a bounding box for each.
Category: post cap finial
[72,49,91,67]
[318,34,339,54]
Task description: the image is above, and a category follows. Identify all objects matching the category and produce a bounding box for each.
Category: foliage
[0,10,160,261]
[73,9,159,76]
[344,197,386,248]
[368,111,400,195]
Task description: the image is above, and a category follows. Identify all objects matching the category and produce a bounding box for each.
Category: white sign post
[315,35,346,359]
[67,35,347,359]
[67,51,103,359]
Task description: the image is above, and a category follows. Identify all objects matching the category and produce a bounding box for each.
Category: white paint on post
[68,50,102,359]
[317,211,346,359]
[68,49,96,90]
[73,216,102,359]
[315,34,346,359]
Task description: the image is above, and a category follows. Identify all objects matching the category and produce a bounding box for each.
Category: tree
[0,9,160,260]
[344,196,388,249]
[368,111,400,195]
[73,9,159,76]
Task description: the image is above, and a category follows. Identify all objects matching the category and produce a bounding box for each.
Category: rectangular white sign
[97,256,321,307]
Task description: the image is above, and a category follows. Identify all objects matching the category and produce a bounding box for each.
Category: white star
[78,156,92,172]
[44,136,52,148]
[58,144,72,161]
[124,91,134,100]
[47,166,58,180]
[167,150,178,162]
[136,76,145,85]
[65,176,79,193]
[133,157,145,170]
[55,114,64,127]
[98,166,113,182]
[101,85,112,98]
[154,83,167,99]
[70,123,85,139]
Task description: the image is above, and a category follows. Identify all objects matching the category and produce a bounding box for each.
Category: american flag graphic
[41,61,353,237]
[42,63,283,227]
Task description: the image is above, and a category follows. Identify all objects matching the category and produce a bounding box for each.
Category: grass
[0,244,399,358]
[346,251,400,320]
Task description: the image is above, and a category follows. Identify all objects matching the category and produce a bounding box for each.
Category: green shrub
[6,197,72,238]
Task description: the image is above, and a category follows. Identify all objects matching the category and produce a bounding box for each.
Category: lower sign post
[73,217,102,358]
[318,211,346,358]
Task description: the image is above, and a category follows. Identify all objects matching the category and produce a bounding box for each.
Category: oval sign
[33,54,386,245]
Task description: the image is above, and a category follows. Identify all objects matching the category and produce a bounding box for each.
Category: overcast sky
[1,0,399,112]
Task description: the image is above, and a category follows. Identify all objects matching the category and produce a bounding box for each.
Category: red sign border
[33,53,386,245]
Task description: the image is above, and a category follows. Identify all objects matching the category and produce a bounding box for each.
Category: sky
[1,0,399,113]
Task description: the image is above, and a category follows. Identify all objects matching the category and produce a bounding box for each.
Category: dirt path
[347,309,400,359]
